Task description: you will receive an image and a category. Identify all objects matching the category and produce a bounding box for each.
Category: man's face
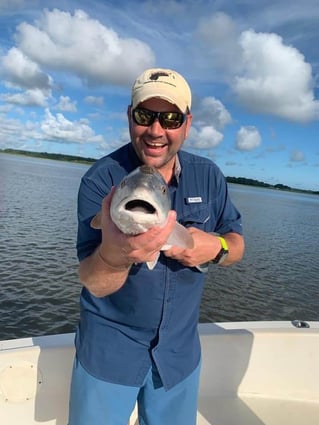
[128,98,192,181]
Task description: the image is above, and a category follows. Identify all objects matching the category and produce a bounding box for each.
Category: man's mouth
[144,141,166,148]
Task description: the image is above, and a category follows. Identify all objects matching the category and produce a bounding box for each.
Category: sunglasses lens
[133,108,153,126]
[160,112,184,129]
[132,108,185,129]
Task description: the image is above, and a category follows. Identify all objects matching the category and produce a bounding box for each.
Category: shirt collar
[173,154,181,184]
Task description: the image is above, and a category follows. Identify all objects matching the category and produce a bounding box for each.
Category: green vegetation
[226,176,319,195]
[1,148,96,164]
[1,148,318,195]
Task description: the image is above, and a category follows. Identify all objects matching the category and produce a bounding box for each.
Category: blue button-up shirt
[76,143,242,390]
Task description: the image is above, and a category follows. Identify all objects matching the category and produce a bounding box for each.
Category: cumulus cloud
[14,8,155,86]
[196,13,319,123]
[56,96,77,112]
[186,96,230,150]
[0,114,23,145]
[0,47,52,107]
[0,113,45,149]
[187,125,223,150]
[84,96,104,106]
[41,109,103,144]
[0,108,104,149]
[236,126,261,151]
[233,30,319,122]
[1,47,53,90]
[194,97,232,130]
[196,12,242,75]
[1,88,49,107]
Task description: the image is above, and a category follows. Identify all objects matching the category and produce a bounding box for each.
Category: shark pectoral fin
[146,252,161,270]
[161,244,172,251]
[90,211,102,229]
[166,222,194,249]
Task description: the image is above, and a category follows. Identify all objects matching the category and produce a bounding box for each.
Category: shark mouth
[125,200,156,214]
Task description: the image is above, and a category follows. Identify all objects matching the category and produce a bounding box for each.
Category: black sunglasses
[132,107,187,130]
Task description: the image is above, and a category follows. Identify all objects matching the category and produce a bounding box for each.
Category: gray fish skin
[91,165,194,269]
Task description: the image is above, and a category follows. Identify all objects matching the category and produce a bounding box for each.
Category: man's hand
[163,227,244,267]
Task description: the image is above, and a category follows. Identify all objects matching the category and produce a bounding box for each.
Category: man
[69,68,244,425]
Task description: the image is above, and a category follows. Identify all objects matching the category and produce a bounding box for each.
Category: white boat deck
[1,321,319,424]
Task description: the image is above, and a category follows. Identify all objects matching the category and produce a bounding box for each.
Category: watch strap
[211,236,229,264]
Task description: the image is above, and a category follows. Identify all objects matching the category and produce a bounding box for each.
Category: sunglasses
[132,107,187,130]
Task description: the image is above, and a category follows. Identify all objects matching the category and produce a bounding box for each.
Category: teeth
[147,142,164,147]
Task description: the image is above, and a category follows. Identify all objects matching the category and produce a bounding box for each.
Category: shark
[90,165,194,269]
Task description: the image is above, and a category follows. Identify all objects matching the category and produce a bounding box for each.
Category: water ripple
[1,155,319,340]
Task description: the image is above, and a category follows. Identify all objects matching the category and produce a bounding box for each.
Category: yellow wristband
[217,236,228,251]
[211,236,229,264]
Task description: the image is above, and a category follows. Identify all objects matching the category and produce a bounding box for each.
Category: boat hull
[1,322,319,424]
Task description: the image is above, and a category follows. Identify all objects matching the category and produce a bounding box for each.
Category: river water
[1,153,318,340]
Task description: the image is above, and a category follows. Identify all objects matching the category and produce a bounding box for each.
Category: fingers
[99,205,178,265]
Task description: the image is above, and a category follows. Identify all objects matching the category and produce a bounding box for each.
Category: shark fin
[146,252,161,270]
[166,222,194,249]
[91,211,102,229]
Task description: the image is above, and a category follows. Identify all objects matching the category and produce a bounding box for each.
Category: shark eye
[120,179,127,189]
[161,186,166,194]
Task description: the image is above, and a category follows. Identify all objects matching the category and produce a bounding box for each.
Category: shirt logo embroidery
[186,197,202,204]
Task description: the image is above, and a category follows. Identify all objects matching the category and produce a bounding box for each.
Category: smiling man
[69,68,245,425]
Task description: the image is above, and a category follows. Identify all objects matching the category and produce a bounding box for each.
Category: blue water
[1,153,318,340]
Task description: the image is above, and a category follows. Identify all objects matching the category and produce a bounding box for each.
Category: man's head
[128,68,192,181]
[131,68,192,113]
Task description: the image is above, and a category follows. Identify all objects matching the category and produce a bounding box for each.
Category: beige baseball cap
[131,68,192,113]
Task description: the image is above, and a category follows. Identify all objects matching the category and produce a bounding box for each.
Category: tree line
[1,148,318,195]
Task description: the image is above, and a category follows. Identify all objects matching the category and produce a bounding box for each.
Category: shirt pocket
[178,203,213,231]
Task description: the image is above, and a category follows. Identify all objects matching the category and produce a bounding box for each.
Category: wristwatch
[211,236,229,264]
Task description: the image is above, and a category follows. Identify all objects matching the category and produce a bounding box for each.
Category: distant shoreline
[1,148,318,196]
[1,148,95,165]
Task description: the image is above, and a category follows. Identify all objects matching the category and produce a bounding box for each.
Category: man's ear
[185,113,192,139]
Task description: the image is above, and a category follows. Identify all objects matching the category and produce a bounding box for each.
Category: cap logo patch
[149,71,169,81]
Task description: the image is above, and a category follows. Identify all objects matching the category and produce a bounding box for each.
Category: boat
[1,321,319,424]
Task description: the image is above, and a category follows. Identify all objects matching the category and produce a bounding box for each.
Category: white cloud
[185,96,230,150]
[195,12,319,123]
[14,9,155,86]
[0,48,53,108]
[233,30,319,122]
[196,12,241,75]
[84,96,104,106]
[0,114,23,145]
[56,96,77,112]
[1,88,49,107]
[194,97,232,130]
[41,109,104,144]
[236,126,261,151]
[0,113,43,148]
[1,47,52,90]
[187,125,224,150]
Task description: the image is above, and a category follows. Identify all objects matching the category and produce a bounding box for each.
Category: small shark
[91,165,194,269]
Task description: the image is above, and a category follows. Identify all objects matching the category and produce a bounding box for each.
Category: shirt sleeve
[214,172,243,236]
[76,165,112,262]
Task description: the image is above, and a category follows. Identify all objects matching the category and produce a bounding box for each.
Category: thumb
[101,186,116,223]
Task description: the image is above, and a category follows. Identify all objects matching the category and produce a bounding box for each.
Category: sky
[0,0,318,190]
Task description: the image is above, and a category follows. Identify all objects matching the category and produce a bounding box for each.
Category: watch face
[212,248,228,264]
[217,250,228,264]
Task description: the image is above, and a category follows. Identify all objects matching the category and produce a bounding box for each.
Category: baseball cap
[131,68,192,113]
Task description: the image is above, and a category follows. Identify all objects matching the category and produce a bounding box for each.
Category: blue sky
[0,0,318,190]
